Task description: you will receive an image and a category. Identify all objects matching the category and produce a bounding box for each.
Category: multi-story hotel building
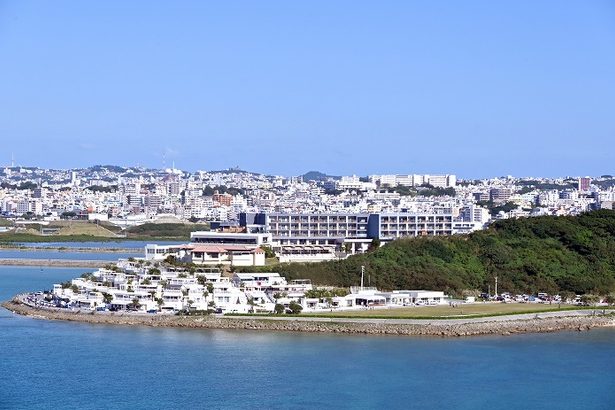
[367,213,453,240]
[240,211,454,252]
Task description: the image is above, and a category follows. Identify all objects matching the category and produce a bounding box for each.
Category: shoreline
[3,298,614,337]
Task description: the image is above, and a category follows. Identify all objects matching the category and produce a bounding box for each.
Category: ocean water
[1,258,615,409]
[16,240,185,249]
[0,249,140,261]
[1,240,181,261]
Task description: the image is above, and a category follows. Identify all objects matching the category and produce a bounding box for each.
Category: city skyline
[1,1,614,177]
[0,159,611,181]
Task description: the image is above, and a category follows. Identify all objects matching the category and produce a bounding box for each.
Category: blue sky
[1,1,614,178]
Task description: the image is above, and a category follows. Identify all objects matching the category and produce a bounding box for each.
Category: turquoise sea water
[1,255,615,409]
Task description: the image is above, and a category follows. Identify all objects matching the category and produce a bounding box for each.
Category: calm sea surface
[1,248,614,409]
[0,249,139,261]
[0,240,170,261]
[15,240,184,249]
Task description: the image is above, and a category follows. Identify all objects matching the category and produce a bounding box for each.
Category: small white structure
[190,231,272,247]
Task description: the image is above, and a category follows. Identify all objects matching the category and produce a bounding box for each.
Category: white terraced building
[52,260,312,314]
[51,259,448,314]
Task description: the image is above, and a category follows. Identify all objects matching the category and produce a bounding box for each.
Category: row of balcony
[380,224,452,230]
[381,229,453,237]
[380,217,452,223]
[269,223,367,229]
[272,230,367,237]
[269,216,369,223]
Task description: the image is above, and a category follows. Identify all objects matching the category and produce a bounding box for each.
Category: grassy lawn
[303,302,608,319]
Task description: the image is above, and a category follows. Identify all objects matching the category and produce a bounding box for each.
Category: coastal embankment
[0,245,140,253]
[3,297,613,337]
[0,259,108,268]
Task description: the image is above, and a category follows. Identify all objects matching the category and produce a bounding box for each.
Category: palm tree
[559,291,575,304]
[581,294,599,306]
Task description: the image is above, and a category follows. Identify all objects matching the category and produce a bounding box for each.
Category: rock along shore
[3,298,614,337]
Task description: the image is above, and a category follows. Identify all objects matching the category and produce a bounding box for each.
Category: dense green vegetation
[516,180,576,191]
[1,181,38,190]
[126,223,210,238]
[476,201,520,216]
[240,211,615,297]
[86,185,118,193]
[202,185,245,196]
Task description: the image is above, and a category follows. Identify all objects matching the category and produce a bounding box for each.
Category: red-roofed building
[145,243,265,266]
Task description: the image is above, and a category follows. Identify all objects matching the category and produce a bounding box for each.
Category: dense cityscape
[2,164,614,237]
[3,164,613,223]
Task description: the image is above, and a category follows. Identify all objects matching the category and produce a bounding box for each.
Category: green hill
[301,171,340,181]
[125,223,210,239]
[243,210,615,296]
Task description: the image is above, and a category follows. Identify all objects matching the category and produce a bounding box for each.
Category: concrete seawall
[3,298,613,337]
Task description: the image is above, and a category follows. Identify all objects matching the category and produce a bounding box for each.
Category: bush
[288,301,303,315]
[260,245,276,259]
[274,304,285,314]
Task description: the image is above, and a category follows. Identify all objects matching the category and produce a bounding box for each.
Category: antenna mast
[360,265,365,291]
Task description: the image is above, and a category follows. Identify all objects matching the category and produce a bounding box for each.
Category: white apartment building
[369,174,456,188]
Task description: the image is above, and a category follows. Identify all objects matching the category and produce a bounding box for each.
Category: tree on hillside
[368,238,381,251]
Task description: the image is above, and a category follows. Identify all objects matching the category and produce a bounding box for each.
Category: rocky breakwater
[2,297,614,337]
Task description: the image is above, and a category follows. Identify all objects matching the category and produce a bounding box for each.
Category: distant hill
[89,165,127,173]
[301,171,340,181]
[240,210,615,296]
[209,168,261,176]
